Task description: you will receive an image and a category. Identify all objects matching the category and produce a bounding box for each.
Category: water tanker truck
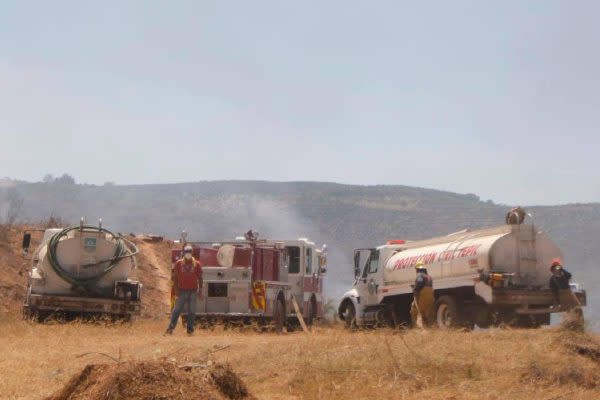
[22,220,142,321]
[338,211,586,329]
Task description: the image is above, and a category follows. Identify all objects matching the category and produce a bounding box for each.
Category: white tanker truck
[22,220,142,321]
[338,213,586,329]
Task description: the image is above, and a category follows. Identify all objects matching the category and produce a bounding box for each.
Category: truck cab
[339,245,402,327]
[272,239,327,322]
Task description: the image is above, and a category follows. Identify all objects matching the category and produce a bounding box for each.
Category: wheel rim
[344,304,355,328]
[437,304,452,327]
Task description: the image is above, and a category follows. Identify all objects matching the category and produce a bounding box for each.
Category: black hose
[46,225,139,294]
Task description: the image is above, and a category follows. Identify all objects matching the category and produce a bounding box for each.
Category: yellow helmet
[415,260,426,270]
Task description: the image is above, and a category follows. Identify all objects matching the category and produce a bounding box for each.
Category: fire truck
[171,231,327,331]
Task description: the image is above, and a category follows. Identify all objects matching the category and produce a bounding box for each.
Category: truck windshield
[354,249,373,279]
[287,246,300,274]
[362,250,379,278]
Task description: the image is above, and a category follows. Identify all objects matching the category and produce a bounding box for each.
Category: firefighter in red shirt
[165,244,202,335]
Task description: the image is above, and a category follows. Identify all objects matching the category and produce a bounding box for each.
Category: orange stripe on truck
[251,281,266,311]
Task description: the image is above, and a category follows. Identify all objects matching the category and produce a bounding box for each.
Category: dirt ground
[0,226,32,314]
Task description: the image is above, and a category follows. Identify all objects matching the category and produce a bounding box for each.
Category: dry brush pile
[45,360,253,400]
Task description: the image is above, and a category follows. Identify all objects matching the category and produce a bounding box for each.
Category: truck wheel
[514,315,544,329]
[121,314,134,323]
[343,302,357,330]
[35,310,51,323]
[473,306,491,328]
[306,297,317,326]
[22,307,33,321]
[435,296,461,328]
[273,299,285,333]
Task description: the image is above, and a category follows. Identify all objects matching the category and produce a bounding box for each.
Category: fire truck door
[356,249,379,306]
[285,246,304,314]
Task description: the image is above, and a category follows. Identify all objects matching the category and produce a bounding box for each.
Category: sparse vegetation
[42,213,67,229]
[42,174,76,185]
[0,188,23,244]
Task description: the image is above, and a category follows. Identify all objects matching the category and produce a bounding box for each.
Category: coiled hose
[47,226,139,294]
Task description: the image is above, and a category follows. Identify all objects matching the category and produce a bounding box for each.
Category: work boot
[187,330,194,336]
[165,328,173,335]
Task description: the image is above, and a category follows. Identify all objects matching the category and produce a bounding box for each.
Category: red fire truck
[170,231,327,331]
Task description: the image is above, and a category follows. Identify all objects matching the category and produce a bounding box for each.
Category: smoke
[179,194,354,302]
[238,196,354,301]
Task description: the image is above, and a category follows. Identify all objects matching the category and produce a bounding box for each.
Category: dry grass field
[1,315,599,400]
[2,226,599,399]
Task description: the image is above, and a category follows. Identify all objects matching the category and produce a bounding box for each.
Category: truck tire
[473,306,492,329]
[306,297,317,326]
[435,295,461,329]
[514,314,549,329]
[273,299,285,333]
[342,301,357,330]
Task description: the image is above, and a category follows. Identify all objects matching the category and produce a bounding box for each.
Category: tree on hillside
[42,173,76,184]
[54,174,76,185]
[4,188,24,226]
[0,188,24,242]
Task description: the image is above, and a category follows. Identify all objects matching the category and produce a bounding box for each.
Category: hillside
[1,180,598,326]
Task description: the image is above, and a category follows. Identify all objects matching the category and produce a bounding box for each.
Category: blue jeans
[168,290,197,332]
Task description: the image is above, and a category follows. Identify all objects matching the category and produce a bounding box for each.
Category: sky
[1,1,599,205]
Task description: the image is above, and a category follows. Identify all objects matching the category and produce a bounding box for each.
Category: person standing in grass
[410,260,434,327]
[165,244,202,335]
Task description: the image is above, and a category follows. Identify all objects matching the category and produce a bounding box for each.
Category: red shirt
[174,258,202,290]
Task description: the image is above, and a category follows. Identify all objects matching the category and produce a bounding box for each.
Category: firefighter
[549,259,582,315]
[165,244,202,335]
[410,261,434,327]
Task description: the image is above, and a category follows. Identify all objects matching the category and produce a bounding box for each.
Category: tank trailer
[22,220,142,321]
[338,213,586,329]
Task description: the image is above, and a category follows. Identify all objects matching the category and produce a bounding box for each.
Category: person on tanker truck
[410,261,434,327]
[549,258,582,316]
[165,244,202,335]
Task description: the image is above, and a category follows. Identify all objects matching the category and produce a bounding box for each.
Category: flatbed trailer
[23,293,141,321]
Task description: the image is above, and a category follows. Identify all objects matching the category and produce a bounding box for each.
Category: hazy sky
[1,1,599,205]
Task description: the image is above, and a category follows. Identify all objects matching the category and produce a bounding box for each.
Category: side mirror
[22,233,31,255]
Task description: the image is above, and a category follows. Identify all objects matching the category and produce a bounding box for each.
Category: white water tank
[383,224,562,287]
[30,227,137,296]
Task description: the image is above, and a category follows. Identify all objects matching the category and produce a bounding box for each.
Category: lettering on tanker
[392,244,482,270]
